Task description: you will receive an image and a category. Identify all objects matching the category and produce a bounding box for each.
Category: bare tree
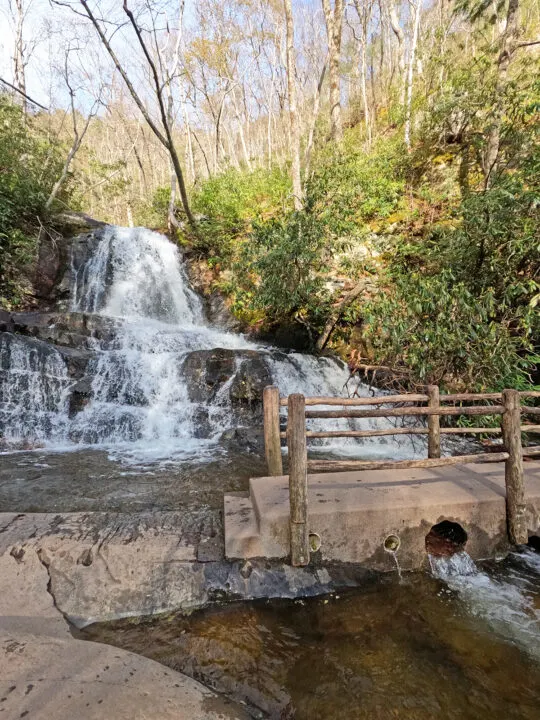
[52,0,196,227]
[404,0,422,150]
[283,0,303,209]
[304,60,327,178]
[350,0,374,145]
[483,0,520,187]
[45,43,102,210]
[321,0,344,141]
[6,0,39,112]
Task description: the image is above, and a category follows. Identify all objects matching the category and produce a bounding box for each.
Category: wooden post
[501,389,528,545]
[427,385,441,459]
[263,386,283,476]
[287,393,310,566]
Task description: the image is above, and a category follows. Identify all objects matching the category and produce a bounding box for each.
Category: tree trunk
[483,0,520,187]
[304,62,327,178]
[70,0,196,228]
[284,0,303,210]
[404,0,422,151]
[13,0,26,112]
[321,0,344,142]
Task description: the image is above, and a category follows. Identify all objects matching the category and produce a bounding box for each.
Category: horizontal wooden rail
[307,452,509,473]
[263,384,539,564]
[279,424,540,439]
[278,390,540,408]
[522,406,540,415]
[305,405,504,419]
[279,393,428,407]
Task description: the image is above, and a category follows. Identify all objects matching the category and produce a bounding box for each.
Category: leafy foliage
[0,97,71,308]
[234,211,331,324]
[191,166,291,256]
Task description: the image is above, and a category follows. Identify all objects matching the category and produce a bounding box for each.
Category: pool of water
[81,550,540,719]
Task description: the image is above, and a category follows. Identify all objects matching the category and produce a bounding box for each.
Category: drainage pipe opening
[384,535,401,553]
[426,520,467,557]
[309,533,322,553]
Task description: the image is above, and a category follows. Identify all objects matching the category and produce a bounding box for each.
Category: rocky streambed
[0,223,405,630]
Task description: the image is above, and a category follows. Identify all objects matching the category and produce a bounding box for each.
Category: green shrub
[306,134,407,236]
[191,165,291,256]
[0,97,71,307]
[234,211,330,327]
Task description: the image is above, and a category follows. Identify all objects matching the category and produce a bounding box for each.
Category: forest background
[1,0,539,392]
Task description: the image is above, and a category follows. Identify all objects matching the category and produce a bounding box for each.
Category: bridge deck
[224,461,540,571]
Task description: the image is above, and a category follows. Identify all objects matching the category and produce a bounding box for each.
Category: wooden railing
[262,385,540,566]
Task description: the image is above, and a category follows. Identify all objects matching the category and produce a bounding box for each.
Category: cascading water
[0,225,422,463]
[429,549,540,658]
[0,334,71,445]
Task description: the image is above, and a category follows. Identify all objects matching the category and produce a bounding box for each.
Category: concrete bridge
[225,386,540,570]
[224,461,540,571]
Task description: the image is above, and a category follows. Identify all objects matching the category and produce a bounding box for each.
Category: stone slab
[0,518,250,720]
[225,461,540,570]
[0,510,374,629]
[0,629,249,719]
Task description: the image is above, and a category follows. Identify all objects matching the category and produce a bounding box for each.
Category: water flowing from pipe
[429,549,540,658]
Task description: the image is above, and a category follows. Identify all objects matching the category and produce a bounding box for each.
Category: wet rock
[220,427,264,454]
[68,376,94,417]
[34,224,108,308]
[34,227,72,304]
[206,292,242,332]
[230,355,272,406]
[1,310,118,350]
[527,536,540,552]
[182,349,272,438]
[182,349,238,403]
[252,320,312,352]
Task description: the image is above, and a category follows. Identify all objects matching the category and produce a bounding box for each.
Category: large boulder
[0,332,96,442]
[182,348,273,412]
[230,354,272,405]
[182,348,238,403]
[34,218,108,308]
[0,310,118,350]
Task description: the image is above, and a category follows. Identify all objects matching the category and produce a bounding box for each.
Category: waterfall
[1,226,422,463]
[0,333,71,445]
[429,550,540,658]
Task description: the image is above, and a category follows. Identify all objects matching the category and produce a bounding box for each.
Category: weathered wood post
[501,389,528,545]
[287,393,310,566]
[427,385,441,459]
[263,385,283,476]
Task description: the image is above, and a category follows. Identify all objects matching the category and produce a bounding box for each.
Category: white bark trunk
[404,0,422,151]
[284,0,303,209]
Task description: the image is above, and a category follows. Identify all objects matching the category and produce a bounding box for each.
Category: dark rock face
[0,330,96,441]
[0,310,118,350]
[182,348,272,411]
[0,331,91,378]
[68,376,94,417]
[34,216,108,309]
[253,320,312,352]
[181,348,274,450]
[230,354,272,405]
[206,292,242,332]
[182,348,237,403]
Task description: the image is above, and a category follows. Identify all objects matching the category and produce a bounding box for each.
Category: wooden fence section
[262,385,540,566]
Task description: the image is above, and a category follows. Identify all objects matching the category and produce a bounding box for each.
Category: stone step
[224,491,265,559]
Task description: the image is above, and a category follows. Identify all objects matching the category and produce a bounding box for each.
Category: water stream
[81,549,540,720]
[2,226,540,715]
